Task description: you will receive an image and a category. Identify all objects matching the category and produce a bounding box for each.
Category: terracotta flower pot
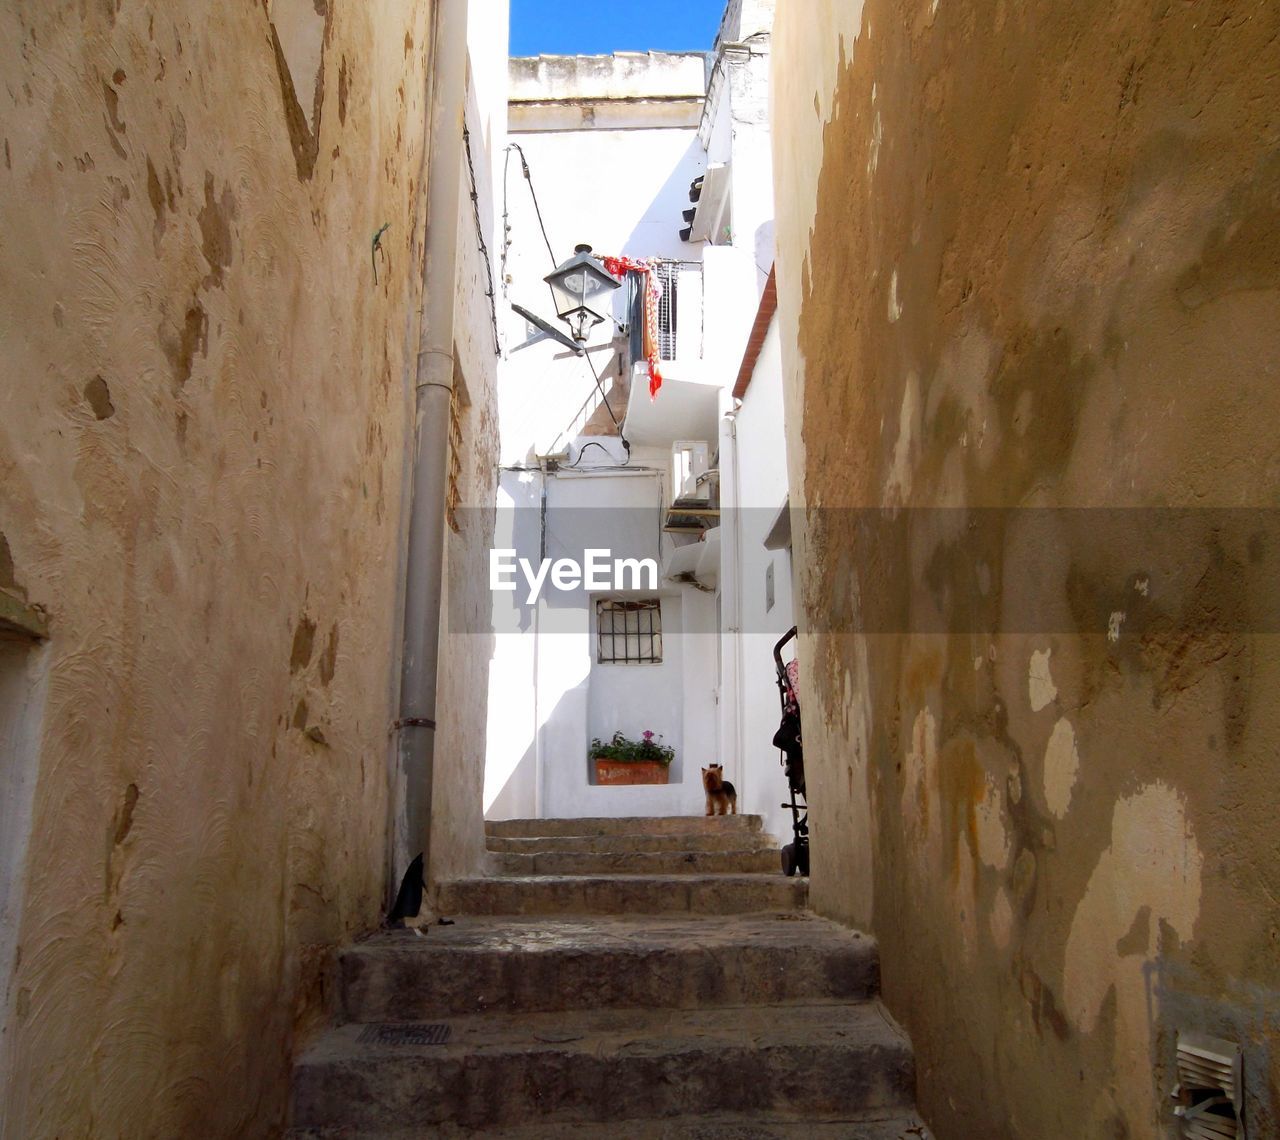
[593,758,670,786]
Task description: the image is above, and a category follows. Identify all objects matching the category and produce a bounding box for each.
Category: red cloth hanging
[602,255,663,400]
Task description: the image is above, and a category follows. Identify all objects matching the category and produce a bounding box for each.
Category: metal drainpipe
[390,0,469,920]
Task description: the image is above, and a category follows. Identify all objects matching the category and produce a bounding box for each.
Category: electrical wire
[566,441,617,467]
[505,142,557,269]
[462,126,501,356]
[500,140,633,457]
[584,351,619,429]
[501,463,660,474]
[500,147,513,294]
[585,352,635,461]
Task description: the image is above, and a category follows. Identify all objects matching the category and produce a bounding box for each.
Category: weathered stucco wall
[0,2,497,1135]
[430,44,506,884]
[773,2,1280,1137]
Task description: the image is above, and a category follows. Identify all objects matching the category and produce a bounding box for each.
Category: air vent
[1173,1031,1243,1139]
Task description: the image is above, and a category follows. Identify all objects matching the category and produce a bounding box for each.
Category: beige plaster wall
[773,2,1280,1136]
[430,64,505,884]
[0,2,497,1135]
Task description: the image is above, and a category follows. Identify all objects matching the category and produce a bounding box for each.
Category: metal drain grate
[359,1023,451,1047]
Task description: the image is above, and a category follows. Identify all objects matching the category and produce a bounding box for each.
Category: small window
[596,598,662,664]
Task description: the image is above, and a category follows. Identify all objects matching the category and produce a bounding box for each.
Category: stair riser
[486,816,763,839]
[341,944,879,1020]
[292,1041,914,1131]
[437,877,807,916]
[487,832,774,855]
[491,850,780,875]
[289,1120,930,1140]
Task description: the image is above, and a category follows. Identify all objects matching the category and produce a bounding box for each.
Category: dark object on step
[386,853,425,927]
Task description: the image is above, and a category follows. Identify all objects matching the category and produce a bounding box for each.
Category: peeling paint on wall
[1064,781,1203,1034]
[1042,717,1078,819]
[1028,648,1056,712]
[0,0,502,1135]
[773,0,1280,1134]
[974,773,1010,872]
[1063,782,1204,1127]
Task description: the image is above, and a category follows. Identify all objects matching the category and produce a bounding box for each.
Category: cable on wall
[504,141,558,271]
[501,140,632,454]
[462,125,501,356]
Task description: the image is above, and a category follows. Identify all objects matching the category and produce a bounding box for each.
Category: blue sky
[509,0,725,57]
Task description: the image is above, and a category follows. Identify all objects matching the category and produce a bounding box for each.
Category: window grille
[446,385,464,533]
[596,598,663,664]
[655,263,678,361]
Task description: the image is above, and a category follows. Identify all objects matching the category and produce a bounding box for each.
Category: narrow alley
[2,0,1278,1138]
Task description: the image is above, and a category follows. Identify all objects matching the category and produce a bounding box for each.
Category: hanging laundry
[601,255,664,400]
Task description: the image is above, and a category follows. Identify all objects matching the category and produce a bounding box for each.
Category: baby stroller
[772,626,809,877]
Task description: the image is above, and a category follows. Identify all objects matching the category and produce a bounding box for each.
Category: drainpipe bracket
[392,717,437,731]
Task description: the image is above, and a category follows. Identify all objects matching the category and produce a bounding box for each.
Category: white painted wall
[718,318,797,845]
[700,1,776,280]
[486,53,726,821]
[703,245,761,382]
[485,444,716,820]
[682,2,792,839]
[483,471,542,820]
[726,60,776,281]
[716,0,778,45]
[487,29,786,827]
[587,593,685,782]
[509,52,708,107]
[499,52,707,464]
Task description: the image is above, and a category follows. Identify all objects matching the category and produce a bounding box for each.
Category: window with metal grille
[446,383,464,533]
[655,263,678,360]
[595,598,663,664]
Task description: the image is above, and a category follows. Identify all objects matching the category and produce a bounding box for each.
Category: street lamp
[543,243,622,343]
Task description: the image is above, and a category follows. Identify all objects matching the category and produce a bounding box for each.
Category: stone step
[485,815,763,839]
[339,914,879,1021]
[290,1112,931,1138]
[487,830,775,855]
[437,873,807,916]
[291,1002,915,1132]
[490,848,780,876]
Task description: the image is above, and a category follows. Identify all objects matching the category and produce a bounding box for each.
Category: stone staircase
[438,815,806,917]
[290,816,926,1138]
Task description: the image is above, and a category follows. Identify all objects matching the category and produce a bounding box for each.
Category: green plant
[589,729,674,765]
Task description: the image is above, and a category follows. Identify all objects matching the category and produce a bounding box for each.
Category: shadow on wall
[620,134,708,260]
[483,628,700,820]
[486,730,536,819]
[485,677,593,820]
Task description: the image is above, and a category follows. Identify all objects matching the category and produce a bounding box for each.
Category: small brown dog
[702,764,738,816]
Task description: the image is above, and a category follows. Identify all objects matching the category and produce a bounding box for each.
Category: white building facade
[485,1,798,841]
